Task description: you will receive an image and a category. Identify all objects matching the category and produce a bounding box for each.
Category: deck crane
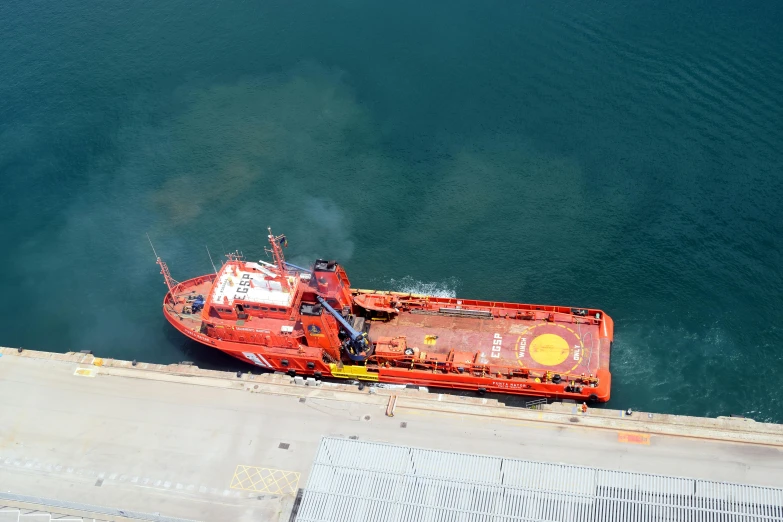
[316,295,372,362]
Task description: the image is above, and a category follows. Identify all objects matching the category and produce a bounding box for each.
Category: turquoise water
[1,1,781,420]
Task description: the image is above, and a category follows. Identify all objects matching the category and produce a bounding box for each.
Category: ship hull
[163,274,613,402]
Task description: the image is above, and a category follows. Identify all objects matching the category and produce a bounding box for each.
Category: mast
[266,227,291,292]
[157,257,178,295]
[147,234,179,296]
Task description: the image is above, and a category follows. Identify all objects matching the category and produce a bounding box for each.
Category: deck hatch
[438,307,493,318]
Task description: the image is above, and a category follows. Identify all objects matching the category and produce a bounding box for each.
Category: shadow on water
[160,322,264,374]
[422,386,608,412]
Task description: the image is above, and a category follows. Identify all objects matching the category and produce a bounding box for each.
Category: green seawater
[1,0,782,420]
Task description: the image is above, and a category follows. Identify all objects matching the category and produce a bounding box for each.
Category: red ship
[156,230,613,402]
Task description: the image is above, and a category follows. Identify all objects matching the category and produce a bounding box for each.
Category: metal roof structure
[295,436,783,522]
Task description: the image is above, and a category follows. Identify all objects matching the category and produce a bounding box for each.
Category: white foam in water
[384,276,460,298]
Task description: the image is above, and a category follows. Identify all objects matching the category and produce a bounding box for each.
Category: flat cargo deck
[368,312,603,377]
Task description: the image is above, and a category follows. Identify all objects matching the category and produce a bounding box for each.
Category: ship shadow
[161,325,606,410]
[421,385,608,411]
[161,322,267,374]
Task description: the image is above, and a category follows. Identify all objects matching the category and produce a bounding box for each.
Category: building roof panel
[295,437,783,522]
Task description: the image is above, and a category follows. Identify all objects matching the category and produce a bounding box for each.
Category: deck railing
[525,398,548,409]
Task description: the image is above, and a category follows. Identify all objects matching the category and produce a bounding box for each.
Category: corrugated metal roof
[295,437,783,522]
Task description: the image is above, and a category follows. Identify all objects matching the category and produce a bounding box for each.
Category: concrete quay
[1,347,782,521]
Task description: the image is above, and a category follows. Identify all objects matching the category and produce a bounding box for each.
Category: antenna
[206,245,218,274]
[146,233,179,296]
[146,233,159,260]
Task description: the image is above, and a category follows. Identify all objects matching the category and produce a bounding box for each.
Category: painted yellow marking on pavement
[230,465,300,494]
[618,432,651,445]
[73,368,96,377]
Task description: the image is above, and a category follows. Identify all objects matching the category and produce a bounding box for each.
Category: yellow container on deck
[328,364,379,381]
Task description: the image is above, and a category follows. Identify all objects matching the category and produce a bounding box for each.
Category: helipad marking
[73,368,96,377]
[515,323,586,370]
[529,334,570,366]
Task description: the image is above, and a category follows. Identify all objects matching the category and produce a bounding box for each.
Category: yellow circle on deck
[529,333,570,366]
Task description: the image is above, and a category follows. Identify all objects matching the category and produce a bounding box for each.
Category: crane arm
[316,295,371,361]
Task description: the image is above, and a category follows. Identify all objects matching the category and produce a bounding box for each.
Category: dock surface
[1,348,782,521]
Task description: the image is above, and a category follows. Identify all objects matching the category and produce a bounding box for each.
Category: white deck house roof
[211,264,296,307]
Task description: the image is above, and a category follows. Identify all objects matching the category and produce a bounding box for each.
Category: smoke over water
[0,62,384,359]
[139,62,402,268]
[287,198,355,265]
